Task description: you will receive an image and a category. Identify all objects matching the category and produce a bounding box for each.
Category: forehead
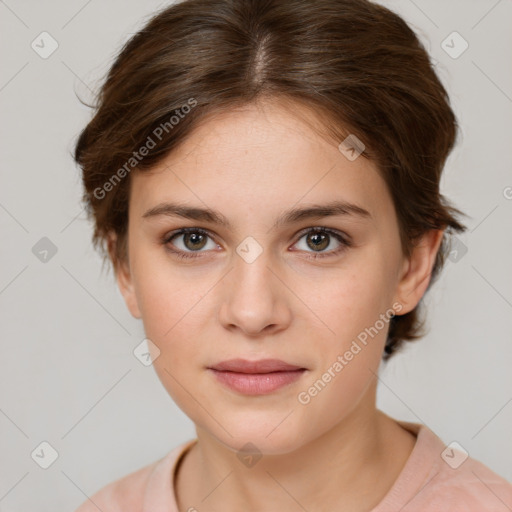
[129,100,394,227]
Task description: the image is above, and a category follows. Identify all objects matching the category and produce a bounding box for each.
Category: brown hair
[73,0,467,360]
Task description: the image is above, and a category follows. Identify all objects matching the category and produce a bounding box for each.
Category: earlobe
[392,229,445,315]
[116,260,142,319]
[108,232,142,320]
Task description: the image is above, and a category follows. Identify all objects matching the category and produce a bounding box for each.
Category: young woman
[73,0,512,510]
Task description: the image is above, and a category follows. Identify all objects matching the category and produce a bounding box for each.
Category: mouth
[208,358,306,373]
[207,358,307,395]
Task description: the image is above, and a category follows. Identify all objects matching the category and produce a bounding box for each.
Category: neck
[176,382,416,512]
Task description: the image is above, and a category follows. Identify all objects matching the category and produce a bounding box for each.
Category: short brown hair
[73,0,467,360]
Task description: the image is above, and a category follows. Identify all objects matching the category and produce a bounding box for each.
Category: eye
[162,226,351,261]
[292,227,351,259]
[162,227,219,260]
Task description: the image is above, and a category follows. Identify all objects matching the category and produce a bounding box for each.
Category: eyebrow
[142,200,372,229]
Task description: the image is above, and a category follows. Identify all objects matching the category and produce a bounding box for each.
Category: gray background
[0,0,511,510]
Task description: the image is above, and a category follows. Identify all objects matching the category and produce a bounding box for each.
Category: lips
[207,358,307,395]
[208,358,305,373]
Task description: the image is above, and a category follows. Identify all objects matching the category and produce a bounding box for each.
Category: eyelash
[161,227,352,261]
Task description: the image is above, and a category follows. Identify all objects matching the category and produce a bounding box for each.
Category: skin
[112,97,444,512]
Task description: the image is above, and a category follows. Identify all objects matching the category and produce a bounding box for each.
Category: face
[115,98,441,454]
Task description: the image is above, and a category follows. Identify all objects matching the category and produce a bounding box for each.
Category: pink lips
[207,358,307,395]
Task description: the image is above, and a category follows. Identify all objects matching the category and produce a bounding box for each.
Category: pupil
[185,233,206,250]
[309,232,328,251]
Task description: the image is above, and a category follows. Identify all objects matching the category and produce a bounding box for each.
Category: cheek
[131,245,208,337]
[294,262,392,410]
[292,251,394,350]
[292,251,395,424]
[296,345,381,444]
[131,254,218,397]
[133,265,212,414]
[136,278,208,352]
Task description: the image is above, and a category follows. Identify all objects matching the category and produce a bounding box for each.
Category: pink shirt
[75,420,512,511]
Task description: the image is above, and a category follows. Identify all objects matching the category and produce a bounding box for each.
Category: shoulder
[73,457,161,512]
[388,421,512,511]
[415,438,512,510]
[427,456,512,510]
[73,441,195,512]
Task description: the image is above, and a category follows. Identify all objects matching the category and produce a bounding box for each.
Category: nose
[218,246,292,337]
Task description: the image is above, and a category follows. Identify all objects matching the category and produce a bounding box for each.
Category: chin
[210,419,308,457]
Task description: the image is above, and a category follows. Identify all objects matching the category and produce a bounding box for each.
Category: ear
[107,232,142,319]
[392,229,444,315]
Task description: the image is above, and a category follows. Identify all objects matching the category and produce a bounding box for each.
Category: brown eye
[305,231,330,251]
[163,227,218,259]
[182,232,208,251]
[293,228,351,259]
